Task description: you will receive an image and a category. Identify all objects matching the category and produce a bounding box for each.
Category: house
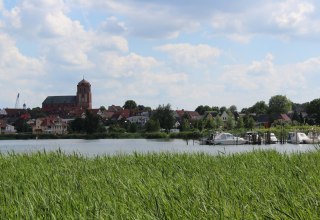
[108,105,123,112]
[220,111,230,122]
[32,116,68,134]
[0,109,7,118]
[126,115,149,126]
[175,110,201,122]
[202,111,219,120]
[111,109,130,121]
[256,114,270,128]
[0,119,16,134]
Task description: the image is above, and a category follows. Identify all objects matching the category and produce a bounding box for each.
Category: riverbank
[0,150,320,218]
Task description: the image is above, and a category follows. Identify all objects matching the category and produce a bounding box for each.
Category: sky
[0,0,320,111]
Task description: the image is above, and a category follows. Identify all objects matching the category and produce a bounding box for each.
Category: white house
[32,117,68,134]
[126,116,149,126]
[220,111,230,122]
[0,109,7,117]
[0,120,16,134]
[5,124,16,133]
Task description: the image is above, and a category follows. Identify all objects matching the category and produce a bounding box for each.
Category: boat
[212,132,247,145]
[269,133,278,144]
[245,131,263,144]
[287,132,311,144]
[307,132,320,144]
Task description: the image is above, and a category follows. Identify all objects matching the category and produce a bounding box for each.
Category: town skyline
[1,0,320,110]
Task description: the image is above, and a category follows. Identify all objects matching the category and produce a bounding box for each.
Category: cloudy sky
[0,0,320,111]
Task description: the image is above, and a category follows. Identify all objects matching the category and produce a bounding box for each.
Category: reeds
[0,150,319,219]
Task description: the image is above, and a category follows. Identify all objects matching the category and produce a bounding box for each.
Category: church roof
[78,79,91,86]
[42,96,76,105]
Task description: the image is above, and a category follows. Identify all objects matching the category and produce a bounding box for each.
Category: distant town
[0,79,320,135]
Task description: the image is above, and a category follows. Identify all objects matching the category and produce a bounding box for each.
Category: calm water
[0,139,317,156]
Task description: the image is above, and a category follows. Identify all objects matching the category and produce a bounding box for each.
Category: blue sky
[0,0,320,111]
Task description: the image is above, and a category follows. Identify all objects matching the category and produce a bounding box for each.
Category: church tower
[76,78,92,109]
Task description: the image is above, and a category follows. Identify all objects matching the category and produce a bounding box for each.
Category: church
[42,79,92,113]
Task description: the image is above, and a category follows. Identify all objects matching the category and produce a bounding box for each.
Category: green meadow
[0,150,320,219]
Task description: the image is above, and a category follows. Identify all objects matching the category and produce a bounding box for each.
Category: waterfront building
[42,79,92,113]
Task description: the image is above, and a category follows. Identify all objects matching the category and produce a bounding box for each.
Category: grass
[0,150,320,219]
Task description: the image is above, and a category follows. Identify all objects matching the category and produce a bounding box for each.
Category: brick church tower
[76,78,92,109]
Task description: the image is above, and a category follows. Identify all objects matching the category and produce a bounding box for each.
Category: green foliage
[1,151,320,218]
[269,95,292,114]
[84,110,100,134]
[145,119,160,132]
[128,123,138,133]
[228,105,237,113]
[180,119,191,131]
[226,116,236,130]
[244,115,255,129]
[215,116,223,129]
[14,118,32,133]
[152,104,175,132]
[28,107,47,118]
[248,101,269,114]
[205,118,215,130]
[69,117,85,133]
[219,106,227,114]
[123,100,137,110]
[306,98,320,124]
[195,105,212,115]
[237,117,244,129]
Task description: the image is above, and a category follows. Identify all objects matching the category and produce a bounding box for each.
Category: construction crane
[15,93,20,109]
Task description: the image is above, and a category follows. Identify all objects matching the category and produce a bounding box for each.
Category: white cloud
[97,53,159,78]
[155,43,220,67]
[272,0,314,28]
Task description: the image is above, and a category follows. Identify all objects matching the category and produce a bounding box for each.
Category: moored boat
[287,132,311,144]
[212,132,247,145]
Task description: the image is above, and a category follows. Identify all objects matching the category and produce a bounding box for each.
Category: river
[0,139,318,156]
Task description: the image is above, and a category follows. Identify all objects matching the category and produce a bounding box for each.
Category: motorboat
[270,133,278,144]
[307,132,320,144]
[287,132,311,144]
[212,132,247,145]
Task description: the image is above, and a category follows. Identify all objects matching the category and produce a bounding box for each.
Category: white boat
[212,132,247,145]
[287,132,311,144]
[270,133,278,144]
[307,132,320,144]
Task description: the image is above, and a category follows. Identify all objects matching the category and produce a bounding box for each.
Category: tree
[205,118,215,130]
[123,100,137,110]
[195,105,212,115]
[214,116,223,129]
[152,104,175,132]
[249,101,268,115]
[306,98,320,124]
[228,105,237,113]
[145,119,160,132]
[244,116,255,129]
[180,119,191,131]
[226,116,235,130]
[268,95,292,114]
[219,106,227,114]
[236,117,244,129]
[128,123,138,133]
[84,110,100,134]
[99,106,106,111]
[14,118,32,133]
[70,117,85,133]
[28,107,46,118]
